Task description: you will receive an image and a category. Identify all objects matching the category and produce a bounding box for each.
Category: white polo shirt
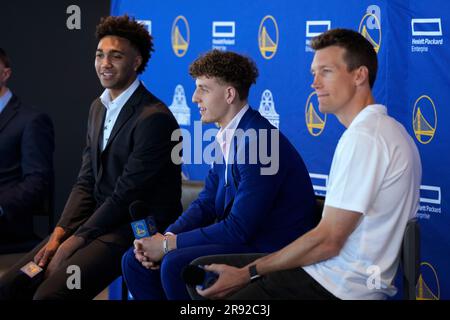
[303,104,422,300]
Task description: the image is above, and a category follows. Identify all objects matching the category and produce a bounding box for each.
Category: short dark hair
[95,15,153,74]
[0,48,11,68]
[310,28,378,88]
[189,49,259,100]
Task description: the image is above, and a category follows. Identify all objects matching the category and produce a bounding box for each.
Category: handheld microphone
[129,200,157,238]
[182,265,219,290]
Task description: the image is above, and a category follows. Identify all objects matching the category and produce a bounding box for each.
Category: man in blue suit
[0,48,54,245]
[121,49,317,299]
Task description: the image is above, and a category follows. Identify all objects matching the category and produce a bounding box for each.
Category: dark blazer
[167,107,318,253]
[57,84,182,245]
[0,94,54,240]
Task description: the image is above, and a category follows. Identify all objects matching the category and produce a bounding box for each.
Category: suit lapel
[0,95,19,133]
[102,85,145,152]
[91,101,106,176]
[222,107,256,213]
[234,107,255,132]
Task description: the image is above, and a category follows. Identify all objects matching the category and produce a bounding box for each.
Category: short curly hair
[189,49,259,100]
[96,15,153,74]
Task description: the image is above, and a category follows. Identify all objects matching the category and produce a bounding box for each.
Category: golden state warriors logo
[417,262,440,300]
[258,15,279,60]
[305,92,326,136]
[171,15,190,57]
[134,221,147,237]
[413,95,437,144]
[358,12,382,53]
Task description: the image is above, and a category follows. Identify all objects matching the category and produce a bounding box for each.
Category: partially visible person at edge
[0,47,54,246]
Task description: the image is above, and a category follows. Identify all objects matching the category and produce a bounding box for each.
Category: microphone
[129,200,157,238]
[182,265,219,290]
[16,260,44,292]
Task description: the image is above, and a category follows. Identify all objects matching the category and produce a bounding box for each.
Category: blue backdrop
[111,0,449,300]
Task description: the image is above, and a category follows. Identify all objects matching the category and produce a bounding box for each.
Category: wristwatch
[248,265,261,283]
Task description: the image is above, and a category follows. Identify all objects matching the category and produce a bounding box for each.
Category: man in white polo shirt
[190,28,422,300]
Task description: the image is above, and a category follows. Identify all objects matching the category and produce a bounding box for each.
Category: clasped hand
[134,232,165,270]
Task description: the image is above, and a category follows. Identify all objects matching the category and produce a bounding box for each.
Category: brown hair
[189,49,259,100]
[96,15,153,74]
[310,28,378,88]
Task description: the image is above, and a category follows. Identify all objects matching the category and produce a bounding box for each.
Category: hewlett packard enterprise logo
[411,18,444,53]
[212,21,235,50]
[305,20,330,52]
[417,185,442,220]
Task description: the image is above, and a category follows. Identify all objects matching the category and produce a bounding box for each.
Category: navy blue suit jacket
[0,94,54,240]
[166,107,317,253]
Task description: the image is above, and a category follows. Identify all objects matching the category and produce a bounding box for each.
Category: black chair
[314,195,325,226]
[400,219,421,300]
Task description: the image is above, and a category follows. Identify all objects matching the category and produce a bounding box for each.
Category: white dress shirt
[215,104,249,183]
[99,78,140,150]
[0,88,12,115]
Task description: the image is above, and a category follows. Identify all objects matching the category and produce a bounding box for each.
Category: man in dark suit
[0,15,182,299]
[0,48,54,245]
[121,50,318,300]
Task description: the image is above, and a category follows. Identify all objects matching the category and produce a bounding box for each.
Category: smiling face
[310,45,359,116]
[192,76,236,127]
[95,35,142,99]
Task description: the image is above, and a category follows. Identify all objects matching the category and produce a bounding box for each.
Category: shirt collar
[100,78,140,110]
[0,88,12,115]
[216,104,249,145]
[348,104,387,129]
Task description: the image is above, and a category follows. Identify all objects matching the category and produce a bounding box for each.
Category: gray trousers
[187,253,338,300]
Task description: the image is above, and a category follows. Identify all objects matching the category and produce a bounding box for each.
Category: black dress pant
[188,253,339,300]
[0,226,132,300]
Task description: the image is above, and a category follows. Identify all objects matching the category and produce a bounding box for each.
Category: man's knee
[121,247,137,275]
[32,288,60,300]
[160,250,183,274]
[160,250,188,284]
